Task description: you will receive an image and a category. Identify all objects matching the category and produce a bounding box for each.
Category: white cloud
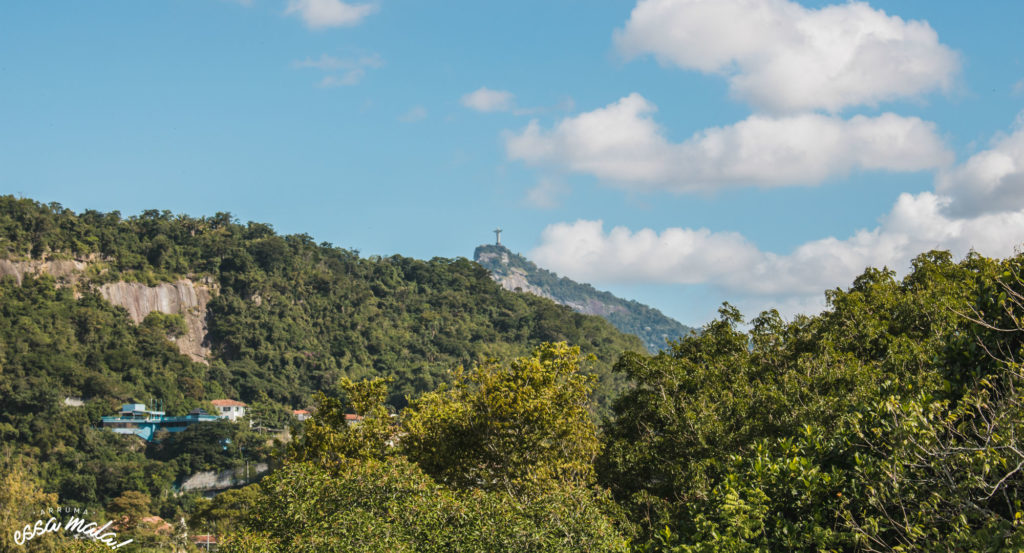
[399,106,428,123]
[461,87,516,113]
[293,53,383,87]
[524,177,568,209]
[293,53,383,71]
[615,0,959,113]
[531,220,761,286]
[506,93,951,192]
[286,0,376,29]
[461,89,576,116]
[528,120,1024,318]
[937,122,1024,217]
[319,71,365,87]
[531,195,1024,310]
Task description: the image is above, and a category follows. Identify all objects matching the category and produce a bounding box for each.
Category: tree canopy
[221,344,631,553]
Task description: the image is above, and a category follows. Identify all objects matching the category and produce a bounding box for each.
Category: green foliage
[837,263,1024,549]
[0,195,642,519]
[0,451,64,553]
[222,354,629,552]
[220,459,630,553]
[146,419,269,479]
[287,376,396,466]
[105,490,152,529]
[139,311,187,339]
[8,194,1024,551]
[246,390,292,431]
[0,273,224,514]
[601,251,1024,551]
[190,484,263,537]
[402,342,602,494]
[0,195,642,412]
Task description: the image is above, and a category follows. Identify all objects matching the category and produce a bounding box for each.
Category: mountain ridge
[474,243,695,352]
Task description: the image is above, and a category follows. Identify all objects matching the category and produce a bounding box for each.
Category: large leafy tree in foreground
[402,342,601,494]
[600,251,1024,551]
[218,344,630,553]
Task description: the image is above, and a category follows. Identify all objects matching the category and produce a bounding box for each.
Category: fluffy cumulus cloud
[615,0,959,113]
[532,196,1024,306]
[506,93,951,192]
[529,122,1024,316]
[936,123,1024,217]
[504,0,1005,318]
[286,0,377,29]
[461,87,516,113]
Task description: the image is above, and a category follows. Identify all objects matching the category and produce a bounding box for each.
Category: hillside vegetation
[212,249,1024,551]
[0,196,643,406]
[0,196,643,542]
[4,195,1024,551]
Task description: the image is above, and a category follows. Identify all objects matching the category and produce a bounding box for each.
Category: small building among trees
[101,403,219,442]
[211,399,247,422]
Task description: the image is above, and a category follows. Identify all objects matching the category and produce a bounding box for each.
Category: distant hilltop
[474,243,695,352]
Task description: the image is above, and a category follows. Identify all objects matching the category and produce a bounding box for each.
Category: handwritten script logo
[13,513,133,549]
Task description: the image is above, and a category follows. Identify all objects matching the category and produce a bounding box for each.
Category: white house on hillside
[211,399,247,422]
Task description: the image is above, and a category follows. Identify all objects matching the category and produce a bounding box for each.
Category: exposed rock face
[495,267,559,302]
[476,247,626,317]
[474,244,696,352]
[178,462,269,493]
[99,280,215,363]
[0,258,215,363]
[0,259,88,285]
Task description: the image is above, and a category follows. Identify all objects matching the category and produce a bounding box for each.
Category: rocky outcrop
[494,267,558,301]
[0,258,88,285]
[99,280,215,363]
[0,258,216,363]
[474,244,696,352]
[178,463,269,493]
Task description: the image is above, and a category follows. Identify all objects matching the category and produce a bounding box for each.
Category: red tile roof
[140,516,173,534]
[211,399,246,407]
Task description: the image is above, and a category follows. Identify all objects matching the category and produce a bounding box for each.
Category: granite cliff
[0,258,214,362]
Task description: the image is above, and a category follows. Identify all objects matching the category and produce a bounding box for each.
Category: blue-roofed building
[101,403,219,442]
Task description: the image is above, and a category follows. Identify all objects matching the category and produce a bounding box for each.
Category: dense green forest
[3,195,1024,551]
[204,249,1024,552]
[474,243,696,352]
[0,196,642,407]
[0,196,643,551]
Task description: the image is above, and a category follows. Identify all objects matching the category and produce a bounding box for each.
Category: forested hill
[475,243,695,351]
[0,195,643,422]
[8,194,1024,552]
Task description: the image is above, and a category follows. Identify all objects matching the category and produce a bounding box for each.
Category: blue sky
[2,0,1023,326]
